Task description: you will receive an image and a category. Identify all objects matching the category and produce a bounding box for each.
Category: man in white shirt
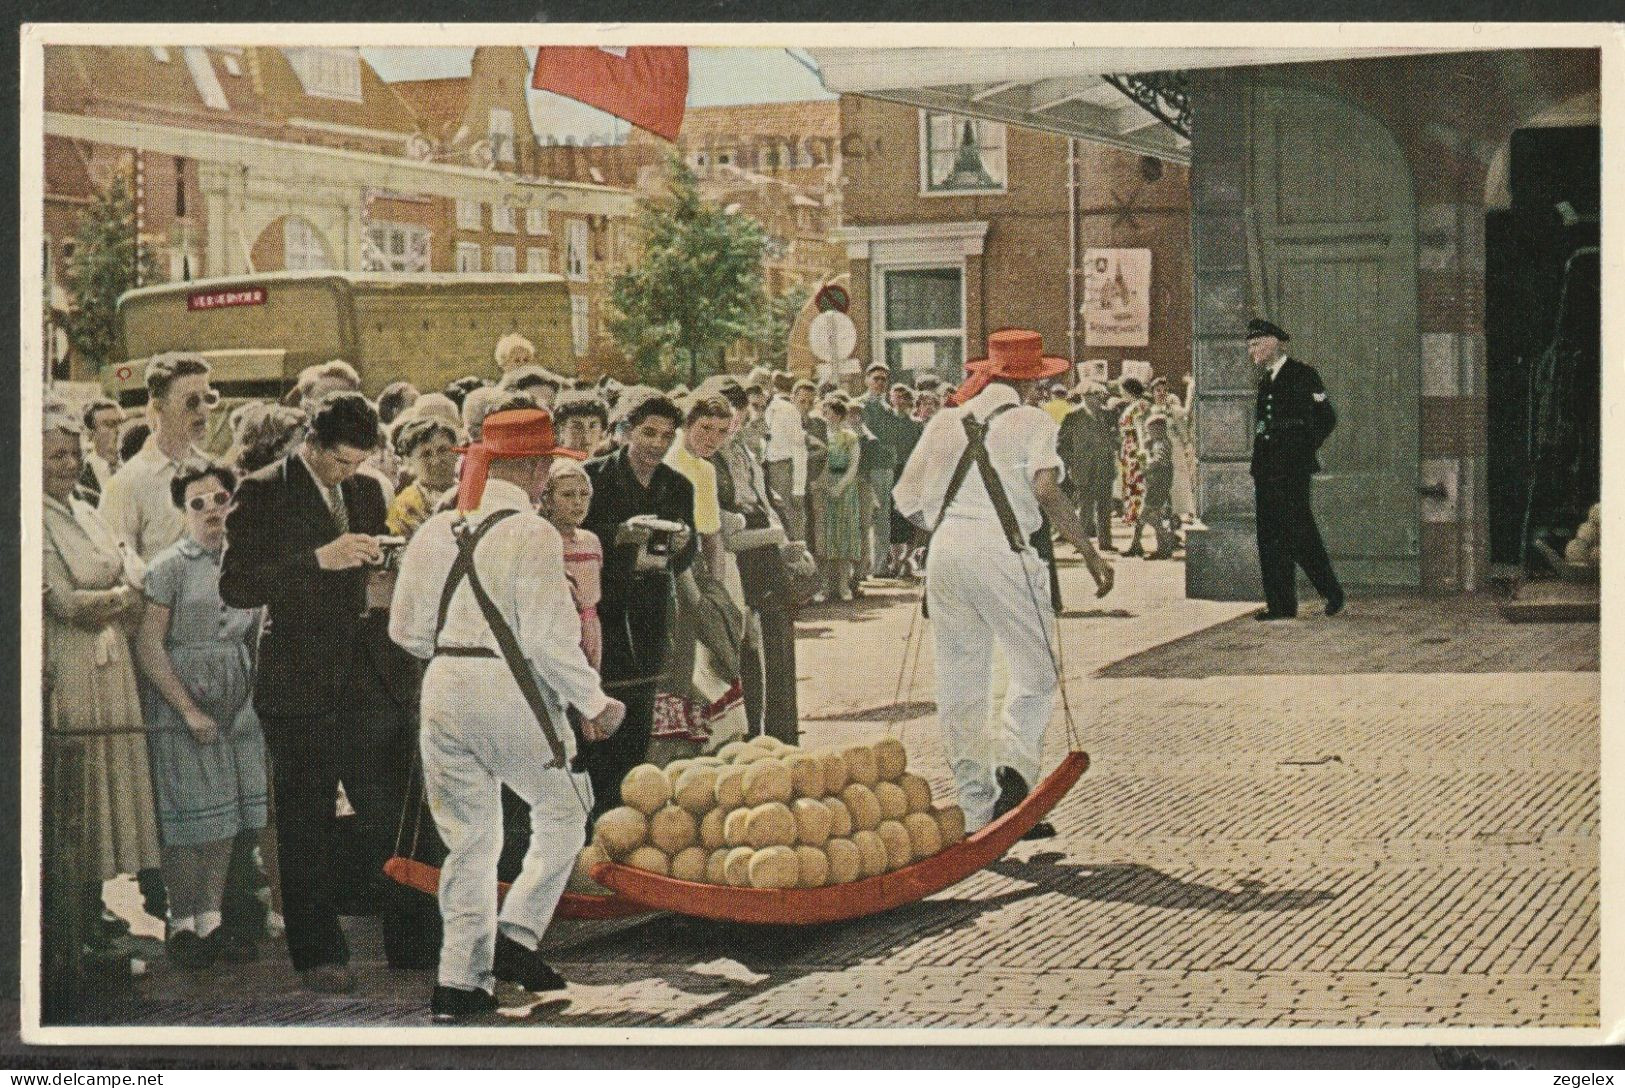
[894,330,1113,834]
[391,408,625,1022]
[762,370,808,542]
[100,353,214,562]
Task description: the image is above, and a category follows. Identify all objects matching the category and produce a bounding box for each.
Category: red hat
[455,407,584,511]
[948,329,1071,407]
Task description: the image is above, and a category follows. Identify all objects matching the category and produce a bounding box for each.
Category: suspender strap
[433,508,571,770]
[933,402,1025,553]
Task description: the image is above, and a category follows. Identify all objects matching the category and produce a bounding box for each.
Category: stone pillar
[1185,70,1264,601]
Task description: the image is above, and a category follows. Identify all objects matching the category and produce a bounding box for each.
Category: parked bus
[106,270,575,405]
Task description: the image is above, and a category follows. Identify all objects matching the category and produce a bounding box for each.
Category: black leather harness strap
[432,508,571,770]
[933,402,1025,554]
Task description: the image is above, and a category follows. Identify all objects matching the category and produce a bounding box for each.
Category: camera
[374,535,407,571]
[616,515,689,573]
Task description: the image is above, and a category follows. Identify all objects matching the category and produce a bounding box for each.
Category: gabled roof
[392,76,471,138]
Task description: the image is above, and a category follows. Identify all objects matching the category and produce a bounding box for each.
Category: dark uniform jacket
[219,452,420,720]
[1057,404,1120,495]
[582,446,697,688]
[1250,357,1337,479]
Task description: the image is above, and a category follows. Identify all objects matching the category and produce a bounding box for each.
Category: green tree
[609,156,768,387]
[62,176,158,373]
[755,283,811,372]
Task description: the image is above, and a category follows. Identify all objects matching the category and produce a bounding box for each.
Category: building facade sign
[1082,247,1151,347]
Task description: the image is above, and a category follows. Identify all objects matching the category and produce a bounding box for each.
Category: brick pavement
[85,546,1600,1032]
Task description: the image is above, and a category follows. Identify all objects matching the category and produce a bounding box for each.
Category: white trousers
[926,518,1059,831]
[420,658,592,992]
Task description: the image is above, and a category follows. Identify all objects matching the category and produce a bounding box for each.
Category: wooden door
[1250,83,1420,589]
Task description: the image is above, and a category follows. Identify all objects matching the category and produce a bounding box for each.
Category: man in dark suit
[1057,383,1120,552]
[220,392,436,992]
[580,394,695,819]
[1247,319,1346,621]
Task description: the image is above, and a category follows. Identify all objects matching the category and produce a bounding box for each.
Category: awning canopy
[808,47,1462,164]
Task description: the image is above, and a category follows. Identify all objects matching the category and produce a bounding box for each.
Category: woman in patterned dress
[1117,378,1151,556]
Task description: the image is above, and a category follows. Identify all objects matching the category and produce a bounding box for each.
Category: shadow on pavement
[988,855,1339,913]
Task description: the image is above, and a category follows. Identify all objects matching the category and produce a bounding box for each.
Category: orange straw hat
[948,329,1072,406]
[455,407,584,511]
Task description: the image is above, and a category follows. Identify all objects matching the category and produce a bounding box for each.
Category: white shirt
[84,451,115,490]
[389,478,609,721]
[98,435,207,561]
[1268,353,1288,382]
[762,394,808,497]
[892,383,1063,541]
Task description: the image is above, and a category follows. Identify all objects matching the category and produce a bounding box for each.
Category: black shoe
[1022,821,1057,841]
[1255,609,1296,622]
[166,929,216,970]
[1324,591,1346,617]
[431,985,497,1022]
[1125,543,1146,557]
[992,766,1030,822]
[1097,543,1117,553]
[209,928,258,964]
[494,933,568,993]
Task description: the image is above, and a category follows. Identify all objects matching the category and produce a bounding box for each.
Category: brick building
[41,44,635,381]
[836,92,1192,389]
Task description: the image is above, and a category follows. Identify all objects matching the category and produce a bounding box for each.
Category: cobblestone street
[91,544,1600,1033]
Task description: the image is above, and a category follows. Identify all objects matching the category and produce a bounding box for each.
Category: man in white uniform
[894,330,1114,834]
[391,408,626,1021]
[762,370,809,542]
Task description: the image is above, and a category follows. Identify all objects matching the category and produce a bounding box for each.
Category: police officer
[1247,319,1345,620]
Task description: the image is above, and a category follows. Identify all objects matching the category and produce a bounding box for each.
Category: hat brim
[963,354,1072,381]
[455,442,586,460]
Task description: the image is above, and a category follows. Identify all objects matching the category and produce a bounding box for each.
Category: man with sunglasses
[100,353,217,565]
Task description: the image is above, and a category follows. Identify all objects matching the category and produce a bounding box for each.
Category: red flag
[531,46,689,142]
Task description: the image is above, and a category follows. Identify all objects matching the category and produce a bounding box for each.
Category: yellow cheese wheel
[750,735,788,752]
[649,804,698,854]
[748,845,799,889]
[692,754,725,767]
[568,843,613,894]
[625,845,670,875]
[791,797,833,846]
[794,845,829,888]
[731,746,771,766]
[724,806,752,847]
[936,805,967,846]
[664,759,695,784]
[785,753,825,799]
[1589,502,1601,524]
[592,806,648,860]
[876,820,913,870]
[872,736,908,780]
[698,807,728,850]
[621,764,673,815]
[816,750,849,795]
[843,745,879,786]
[714,764,747,810]
[902,812,943,858]
[674,766,720,815]
[824,797,853,838]
[898,773,934,814]
[742,758,794,806]
[824,837,861,884]
[669,845,709,882]
[716,741,752,762]
[842,783,882,831]
[745,802,797,849]
[724,846,755,887]
[852,829,887,878]
[705,848,730,885]
[873,781,909,822]
[1576,522,1599,545]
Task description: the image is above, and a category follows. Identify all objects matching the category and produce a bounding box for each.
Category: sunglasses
[181,390,221,413]
[186,490,231,512]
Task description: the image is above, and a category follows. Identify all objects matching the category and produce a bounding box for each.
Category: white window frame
[570,295,590,358]
[149,46,171,63]
[491,203,517,234]
[221,53,242,77]
[455,242,483,273]
[488,108,516,164]
[283,217,333,271]
[362,221,431,273]
[525,206,549,235]
[182,47,230,111]
[566,220,589,282]
[874,261,967,378]
[525,247,550,274]
[283,47,363,103]
[455,199,482,231]
[490,245,518,274]
[917,110,1008,197]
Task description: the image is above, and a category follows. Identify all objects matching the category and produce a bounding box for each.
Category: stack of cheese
[1564,503,1601,567]
[573,735,967,892]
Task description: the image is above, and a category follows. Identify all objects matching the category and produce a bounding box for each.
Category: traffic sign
[814,283,850,314]
[808,310,858,364]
